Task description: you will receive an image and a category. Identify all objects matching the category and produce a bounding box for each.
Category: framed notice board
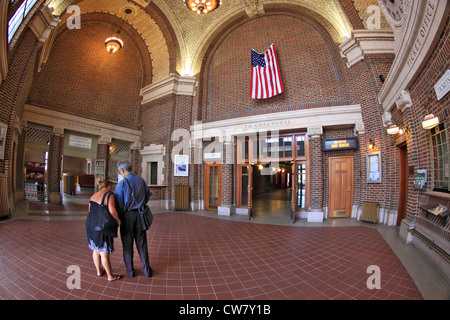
[367,151,382,183]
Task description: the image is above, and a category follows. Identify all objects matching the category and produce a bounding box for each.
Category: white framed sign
[367,151,382,183]
[68,134,92,149]
[174,154,189,177]
[0,123,7,160]
[434,69,450,101]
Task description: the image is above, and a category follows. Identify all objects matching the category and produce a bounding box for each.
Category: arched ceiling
[45,0,389,80]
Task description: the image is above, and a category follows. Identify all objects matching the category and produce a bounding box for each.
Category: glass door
[237,164,253,220]
[297,162,307,209]
[204,163,222,210]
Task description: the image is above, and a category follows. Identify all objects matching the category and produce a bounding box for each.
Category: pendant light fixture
[422,113,439,129]
[105,8,132,53]
[387,124,400,135]
[184,0,222,14]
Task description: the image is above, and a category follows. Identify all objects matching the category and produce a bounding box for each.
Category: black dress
[86,191,115,253]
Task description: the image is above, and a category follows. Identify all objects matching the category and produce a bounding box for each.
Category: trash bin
[63,173,76,195]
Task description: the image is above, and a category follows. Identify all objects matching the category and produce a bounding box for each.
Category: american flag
[250,44,284,99]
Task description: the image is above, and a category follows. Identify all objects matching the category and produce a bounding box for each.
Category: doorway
[247,162,294,222]
[397,144,408,225]
[328,156,353,218]
[204,162,222,211]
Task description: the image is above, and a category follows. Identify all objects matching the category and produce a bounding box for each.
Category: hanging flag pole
[250,43,284,99]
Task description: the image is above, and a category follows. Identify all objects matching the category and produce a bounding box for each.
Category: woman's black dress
[86,191,115,253]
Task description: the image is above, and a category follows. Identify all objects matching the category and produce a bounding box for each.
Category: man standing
[115,160,153,278]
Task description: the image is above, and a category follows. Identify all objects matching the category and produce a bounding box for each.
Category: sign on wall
[367,151,382,184]
[434,69,450,101]
[174,154,189,177]
[322,137,359,152]
[68,134,92,149]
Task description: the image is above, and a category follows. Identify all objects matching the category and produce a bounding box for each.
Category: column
[47,127,63,203]
[97,136,111,179]
[130,142,142,177]
[189,138,202,210]
[307,126,324,222]
[14,121,27,201]
[218,139,235,216]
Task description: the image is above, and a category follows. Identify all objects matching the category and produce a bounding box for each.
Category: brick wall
[390,16,449,239]
[28,15,152,130]
[203,14,347,122]
[0,25,40,205]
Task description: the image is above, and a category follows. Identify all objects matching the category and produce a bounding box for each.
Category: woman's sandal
[108,275,123,282]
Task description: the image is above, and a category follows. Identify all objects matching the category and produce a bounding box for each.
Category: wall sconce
[258,164,263,170]
[387,124,399,135]
[368,139,376,150]
[422,113,439,129]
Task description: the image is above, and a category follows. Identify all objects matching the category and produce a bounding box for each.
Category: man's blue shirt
[115,173,151,213]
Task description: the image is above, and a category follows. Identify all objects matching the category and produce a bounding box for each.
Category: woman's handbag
[86,191,118,238]
[124,178,153,231]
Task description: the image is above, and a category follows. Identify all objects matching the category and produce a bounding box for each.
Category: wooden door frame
[328,155,354,218]
[204,162,222,211]
[236,163,253,220]
[397,144,408,225]
[291,160,297,223]
[294,160,309,212]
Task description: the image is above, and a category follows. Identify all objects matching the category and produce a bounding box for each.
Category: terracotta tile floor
[0,210,423,300]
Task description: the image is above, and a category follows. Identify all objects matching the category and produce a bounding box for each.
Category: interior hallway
[0,192,449,300]
[252,188,292,224]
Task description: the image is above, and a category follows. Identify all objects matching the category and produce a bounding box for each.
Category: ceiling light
[184,0,221,14]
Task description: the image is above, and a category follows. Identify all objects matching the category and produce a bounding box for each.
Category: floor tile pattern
[0,212,422,300]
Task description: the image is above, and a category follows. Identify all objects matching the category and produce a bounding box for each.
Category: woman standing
[86,177,122,282]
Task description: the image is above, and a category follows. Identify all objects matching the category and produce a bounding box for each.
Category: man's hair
[118,160,132,172]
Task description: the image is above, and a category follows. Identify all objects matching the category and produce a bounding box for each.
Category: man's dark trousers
[120,210,152,278]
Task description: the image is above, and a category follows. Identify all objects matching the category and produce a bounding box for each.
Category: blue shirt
[114,173,152,213]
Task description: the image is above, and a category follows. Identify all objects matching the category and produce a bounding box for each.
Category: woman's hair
[97,176,109,189]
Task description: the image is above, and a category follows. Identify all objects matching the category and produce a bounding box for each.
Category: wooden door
[328,156,353,218]
[397,145,408,225]
[237,164,253,220]
[204,163,222,211]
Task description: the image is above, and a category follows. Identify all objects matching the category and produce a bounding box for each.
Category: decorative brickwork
[309,136,324,210]
[28,13,152,130]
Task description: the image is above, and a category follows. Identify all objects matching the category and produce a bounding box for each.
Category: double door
[237,161,307,223]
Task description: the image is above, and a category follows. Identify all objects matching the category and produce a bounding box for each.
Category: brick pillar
[47,127,63,203]
[218,140,235,216]
[189,139,202,210]
[130,142,142,177]
[15,121,27,201]
[97,136,111,179]
[307,126,324,220]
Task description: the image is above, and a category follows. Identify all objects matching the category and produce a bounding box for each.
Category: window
[149,162,158,185]
[430,122,449,192]
[296,135,305,157]
[8,0,39,43]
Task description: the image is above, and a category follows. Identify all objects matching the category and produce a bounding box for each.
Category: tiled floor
[0,190,448,300]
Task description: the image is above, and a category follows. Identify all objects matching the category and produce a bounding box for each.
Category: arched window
[430,122,450,193]
[8,0,39,43]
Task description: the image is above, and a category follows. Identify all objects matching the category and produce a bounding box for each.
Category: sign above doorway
[322,137,359,152]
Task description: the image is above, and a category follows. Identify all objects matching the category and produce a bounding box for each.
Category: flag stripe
[250,44,284,99]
